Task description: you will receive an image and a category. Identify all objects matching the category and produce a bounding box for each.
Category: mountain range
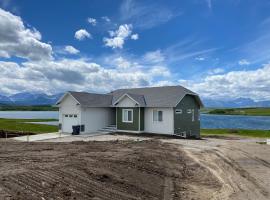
[0,92,63,106]
[0,92,270,108]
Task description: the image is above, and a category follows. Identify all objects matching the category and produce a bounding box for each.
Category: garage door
[62,114,79,133]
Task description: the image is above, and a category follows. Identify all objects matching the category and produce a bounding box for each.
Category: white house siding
[80,107,114,133]
[144,107,174,135]
[116,96,137,107]
[59,94,81,133]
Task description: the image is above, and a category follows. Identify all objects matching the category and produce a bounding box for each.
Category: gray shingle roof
[109,86,202,107]
[59,86,203,108]
[68,91,113,107]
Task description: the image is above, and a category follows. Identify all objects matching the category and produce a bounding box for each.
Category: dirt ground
[0,135,269,200]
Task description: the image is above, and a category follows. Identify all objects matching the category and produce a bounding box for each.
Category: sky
[0,0,270,101]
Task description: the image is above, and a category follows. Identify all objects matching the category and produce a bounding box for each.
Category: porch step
[97,125,117,133]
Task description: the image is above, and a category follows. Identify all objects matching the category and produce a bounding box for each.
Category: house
[56,85,203,138]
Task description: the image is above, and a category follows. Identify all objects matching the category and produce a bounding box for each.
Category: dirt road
[0,135,269,200]
[162,137,270,200]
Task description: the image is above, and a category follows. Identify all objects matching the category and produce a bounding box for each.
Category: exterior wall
[140,108,144,131]
[116,107,139,131]
[144,108,174,134]
[81,107,115,133]
[116,96,137,107]
[58,94,81,132]
[174,95,200,138]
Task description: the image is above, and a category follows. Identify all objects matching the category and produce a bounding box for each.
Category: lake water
[0,111,270,130]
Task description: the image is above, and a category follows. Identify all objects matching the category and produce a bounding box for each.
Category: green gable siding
[117,107,139,131]
[174,95,200,138]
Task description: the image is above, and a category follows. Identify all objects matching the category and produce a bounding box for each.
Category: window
[192,109,195,122]
[65,115,68,117]
[153,110,163,122]
[175,109,182,114]
[74,114,78,118]
[69,114,73,117]
[187,109,191,114]
[122,109,133,123]
[80,125,85,132]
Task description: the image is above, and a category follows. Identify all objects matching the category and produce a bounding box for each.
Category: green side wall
[174,95,200,138]
[117,107,144,131]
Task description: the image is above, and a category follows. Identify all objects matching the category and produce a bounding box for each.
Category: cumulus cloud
[131,33,139,40]
[0,8,52,61]
[74,29,91,40]
[63,46,80,54]
[238,59,250,65]
[87,17,97,26]
[103,24,133,49]
[0,55,172,95]
[184,64,270,101]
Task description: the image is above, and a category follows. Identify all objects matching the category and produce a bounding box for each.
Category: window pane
[128,110,132,121]
[123,110,128,121]
[158,111,163,121]
[153,110,158,121]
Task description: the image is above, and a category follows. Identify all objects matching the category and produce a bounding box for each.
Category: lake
[0,111,270,130]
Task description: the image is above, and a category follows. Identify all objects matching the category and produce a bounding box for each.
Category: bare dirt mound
[0,140,221,200]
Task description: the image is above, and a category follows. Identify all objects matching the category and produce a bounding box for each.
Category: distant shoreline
[0,105,58,111]
[202,107,270,116]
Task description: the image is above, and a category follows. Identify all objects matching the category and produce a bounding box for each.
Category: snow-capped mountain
[0,92,63,105]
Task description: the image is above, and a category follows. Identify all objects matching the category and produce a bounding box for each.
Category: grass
[0,105,58,111]
[0,118,58,133]
[201,128,270,138]
[205,107,270,116]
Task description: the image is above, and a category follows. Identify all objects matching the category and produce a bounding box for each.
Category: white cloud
[131,33,139,40]
[195,57,205,61]
[74,29,91,40]
[183,64,270,101]
[238,59,250,66]
[0,8,52,61]
[103,24,133,49]
[0,55,173,95]
[143,50,165,63]
[101,16,111,22]
[206,0,212,9]
[87,17,97,26]
[64,46,80,54]
[208,68,224,75]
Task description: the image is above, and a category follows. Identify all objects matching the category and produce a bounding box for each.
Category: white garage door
[62,114,79,133]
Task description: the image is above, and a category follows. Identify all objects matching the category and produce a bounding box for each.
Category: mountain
[0,92,63,106]
[203,97,270,108]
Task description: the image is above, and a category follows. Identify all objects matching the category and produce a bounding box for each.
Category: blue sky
[0,0,270,101]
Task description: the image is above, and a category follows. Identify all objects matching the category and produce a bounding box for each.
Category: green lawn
[0,118,58,133]
[206,107,270,116]
[201,128,270,138]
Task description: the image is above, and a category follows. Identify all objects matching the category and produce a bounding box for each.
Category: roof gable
[113,93,146,106]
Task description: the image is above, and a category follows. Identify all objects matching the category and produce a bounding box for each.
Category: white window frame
[175,109,182,114]
[187,109,192,114]
[122,109,133,123]
[153,110,163,122]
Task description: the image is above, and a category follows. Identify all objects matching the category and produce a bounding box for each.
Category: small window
[122,109,133,123]
[69,115,73,117]
[80,125,85,132]
[74,114,78,118]
[187,109,191,114]
[65,115,68,117]
[175,109,182,114]
[153,110,163,122]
